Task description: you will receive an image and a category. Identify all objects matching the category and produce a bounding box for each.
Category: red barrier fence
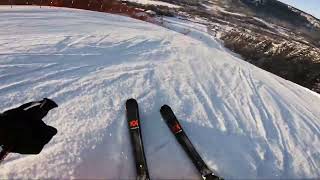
[0,0,154,22]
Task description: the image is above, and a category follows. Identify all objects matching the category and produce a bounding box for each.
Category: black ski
[126,98,150,180]
[160,105,223,180]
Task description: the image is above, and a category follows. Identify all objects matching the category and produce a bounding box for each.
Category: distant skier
[0,98,58,162]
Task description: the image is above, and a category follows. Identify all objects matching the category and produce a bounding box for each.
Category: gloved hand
[0,98,58,154]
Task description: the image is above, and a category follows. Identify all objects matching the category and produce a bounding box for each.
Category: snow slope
[0,6,320,179]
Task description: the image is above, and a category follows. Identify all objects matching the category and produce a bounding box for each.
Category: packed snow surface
[0,6,320,179]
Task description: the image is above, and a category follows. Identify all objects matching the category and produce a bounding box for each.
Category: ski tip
[126,98,137,104]
[160,104,171,112]
[160,105,174,116]
[125,98,138,110]
[160,105,176,121]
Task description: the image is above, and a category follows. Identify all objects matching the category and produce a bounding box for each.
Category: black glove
[0,98,58,154]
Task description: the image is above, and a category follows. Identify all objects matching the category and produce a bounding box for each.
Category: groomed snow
[0,6,320,179]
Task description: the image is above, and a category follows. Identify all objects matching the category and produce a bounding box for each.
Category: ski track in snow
[0,6,320,179]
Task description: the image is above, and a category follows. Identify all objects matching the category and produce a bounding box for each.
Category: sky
[278,0,320,19]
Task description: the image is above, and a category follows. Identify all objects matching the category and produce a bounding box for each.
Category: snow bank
[0,6,319,179]
[125,0,180,8]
